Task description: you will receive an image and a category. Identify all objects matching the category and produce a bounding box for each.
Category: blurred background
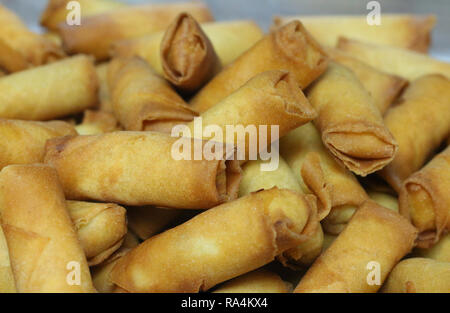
[1,0,449,60]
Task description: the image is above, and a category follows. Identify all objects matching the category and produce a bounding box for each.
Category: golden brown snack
[0,224,16,293]
[0,119,77,170]
[161,13,220,93]
[399,146,450,248]
[337,38,450,81]
[280,123,369,234]
[0,55,98,120]
[273,15,435,52]
[66,201,127,266]
[58,2,214,61]
[382,258,450,293]
[41,0,126,31]
[368,191,398,212]
[416,234,450,263]
[329,49,408,114]
[112,20,263,75]
[0,5,63,73]
[111,188,317,292]
[307,62,398,176]
[189,20,329,113]
[0,164,95,292]
[294,201,417,293]
[186,70,317,160]
[108,57,197,132]
[96,63,113,113]
[44,131,241,209]
[75,110,119,135]
[380,75,450,192]
[213,269,291,293]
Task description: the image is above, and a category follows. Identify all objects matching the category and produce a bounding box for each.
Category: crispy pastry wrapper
[0,55,98,120]
[0,164,95,292]
[368,191,399,212]
[44,131,241,209]
[187,70,317,160]
[337,38,450,81]
[111,188,318,293]
[75,110,120,135]
[0,224,16,293]
[41,0,126,31]
[307,62,398,176]
[111,20,263,75]
[328,49,408,114]
[66,201,127,266]
[213,269,291,293]
[161,13,220,93]
[0,119,77,170]
[399,146,450,248]
[0,5,64,73]
[294,200,417,293]
[96,63,114,113]
[272,14,436,53]
[416,233,450,263]
[382,258,450,293]
[189,20,329,113]
[280,123,368,232]
[381,75,450,192]
[108,57,198,132]
[58,2,214,61]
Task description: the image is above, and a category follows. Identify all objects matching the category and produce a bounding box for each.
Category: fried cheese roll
[66,201,127,266]
[307,62,398,176]
[111,20,263,76]
[0,119,77,170]
[380,75,450,192]
[0,5,63,73]
[161,13,220,93]
[58,2,214,61]
[108,57,197,132]
[189,20,329,113]
[382,258,450,293]
[44,131,241,209]
[294,201,417,293]
[75,110,119,135]
[0,164,95,292]
[337,38,450,81]
[0,224,16,293]
[280,122,369,234]
[111,188,318,292]
[0,55,98,120]
[399,146,450,248]
[272,15,435,52]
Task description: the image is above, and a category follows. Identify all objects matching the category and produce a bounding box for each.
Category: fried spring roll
[111,188,318,292]
[213,269,291,293]
[0,55,98,120]
[0,5,63,73]
[44,131,241,209]
[75,110,119,135]
[416,234,450,263]
[0,164,95,292]
[112,20,263,75]
[66,201,127,266]
[329,50,408,114]
[0,119,76,170]
[189,20,328,113]
[108,57,197,132]
[399,146,450,248]
[161,13,220,93]
[294,201,417,293]
[307,62,398,176]
[96,63,113,113]
[41,0,126,31]
[187,70,317,160]
[0,224,16,293]
[272,15,435,52]
[368,191,398,212]
[382,258,450,293]
[280,123,369,234]
[380,75,450,191]
[337,38,450,81]
[58,2,214,61]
